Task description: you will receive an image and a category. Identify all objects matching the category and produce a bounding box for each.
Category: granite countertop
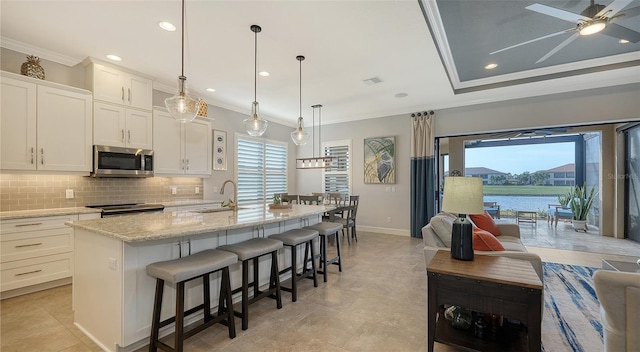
[66,204,334,243]
[0,207,102,220]
[0,200,222,220]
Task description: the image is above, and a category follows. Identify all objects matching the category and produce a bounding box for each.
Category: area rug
[542,262,602,352]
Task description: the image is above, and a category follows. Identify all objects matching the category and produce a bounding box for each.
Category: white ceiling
[1,0,639,127]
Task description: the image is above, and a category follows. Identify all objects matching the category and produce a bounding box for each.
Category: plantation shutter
[237,136,287,206]
[323,143,350,195]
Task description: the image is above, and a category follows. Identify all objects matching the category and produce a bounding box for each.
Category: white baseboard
[358,226,410,237]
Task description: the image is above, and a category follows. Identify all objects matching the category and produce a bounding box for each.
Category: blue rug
[542,262,602,352]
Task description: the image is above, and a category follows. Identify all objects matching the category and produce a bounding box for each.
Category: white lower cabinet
[0,215,77,293]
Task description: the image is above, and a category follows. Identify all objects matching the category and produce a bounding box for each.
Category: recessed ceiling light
[394,93,408,98]
[619,39,630,44]
[484,63,498,70]
[258,71,270,77]
[158,21,176,31]
[206,88,216,92]
[106,54,122,61]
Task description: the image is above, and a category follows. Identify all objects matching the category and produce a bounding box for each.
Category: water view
[483,195,559,213]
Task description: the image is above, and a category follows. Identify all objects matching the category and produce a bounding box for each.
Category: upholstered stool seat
[303,222,343,282]
[146,249,238,352]
[218,237,283,330]
[269,229,319,301]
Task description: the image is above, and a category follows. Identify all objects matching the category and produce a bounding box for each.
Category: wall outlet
[195,187,200,194]
[108,257,117,270]
[65,189,74,199]
[387,217,392,223]
[170,186,177,195]
[212,186,218,193]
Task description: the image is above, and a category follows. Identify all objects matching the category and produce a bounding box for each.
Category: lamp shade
[441,176,484,215]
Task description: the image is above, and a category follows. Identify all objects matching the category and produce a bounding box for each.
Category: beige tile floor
[1,227,638,352]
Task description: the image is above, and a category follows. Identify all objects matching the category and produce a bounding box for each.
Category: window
[323,140,351,196]
[236,135,287,206]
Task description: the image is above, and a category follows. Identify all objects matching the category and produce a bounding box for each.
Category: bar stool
[146,249,238,352]
[217,237,283,330]
[303,222,343,282]
[268,228,319,302]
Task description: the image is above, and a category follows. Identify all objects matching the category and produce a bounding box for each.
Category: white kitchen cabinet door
[36,85,92,171]
[153,109,211,176]
[153,109,184,174]
[184,119,212,176]
[93,101,127,147]
[94,102,152,149]
[0,77,37,170]
[88,63,152,110]
[125,109,152,149]
[90,63,127,106]
[126,75,153,110]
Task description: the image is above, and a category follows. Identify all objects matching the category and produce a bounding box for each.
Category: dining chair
[284,194,299,204]
[337,196,359,244]
[299,195,320,205]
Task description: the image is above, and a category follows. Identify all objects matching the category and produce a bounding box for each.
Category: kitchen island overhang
[66,204,332,352]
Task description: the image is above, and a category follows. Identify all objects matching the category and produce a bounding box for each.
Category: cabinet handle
[15,223,43,227]
[128,130,131,143]
[15,242,42,248]
[40,148,44,164]
[128,88,131,102]
[121,86,125,101]
[186,159,190,170]
[181,159,185,170]
[15,269,42,277]
[30,147,34,164]
[187,238,192,256]
[121,129,125,142]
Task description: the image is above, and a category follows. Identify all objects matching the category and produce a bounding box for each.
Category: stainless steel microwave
[91,145,154,177]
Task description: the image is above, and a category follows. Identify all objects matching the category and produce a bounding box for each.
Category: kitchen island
[66,204,331,352]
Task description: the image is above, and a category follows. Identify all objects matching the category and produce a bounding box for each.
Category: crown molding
[1,37,82,67]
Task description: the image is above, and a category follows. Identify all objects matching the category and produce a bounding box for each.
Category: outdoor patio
[496,216,640,257]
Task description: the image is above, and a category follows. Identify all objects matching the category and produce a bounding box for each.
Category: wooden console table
[427,250,543,352]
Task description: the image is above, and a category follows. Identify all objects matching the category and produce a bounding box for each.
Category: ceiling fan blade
[526,3,591,22]
[596,0,634,18]
[536,32,580,63]
[618,5,640,18]
[602,23,640,42]
[490,28,575,55]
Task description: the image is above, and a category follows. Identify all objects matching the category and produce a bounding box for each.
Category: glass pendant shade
[244,24,268,136]
[291,117,310,145]
[165,76,200,123]
[244,101,268,136]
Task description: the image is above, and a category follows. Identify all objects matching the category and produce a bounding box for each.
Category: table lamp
[441,176,484,261]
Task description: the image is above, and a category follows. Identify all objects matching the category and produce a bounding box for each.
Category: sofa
[422,212,543,281]
[593,270,640,352]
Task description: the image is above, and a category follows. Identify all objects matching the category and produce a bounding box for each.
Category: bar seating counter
[66,204,331,352]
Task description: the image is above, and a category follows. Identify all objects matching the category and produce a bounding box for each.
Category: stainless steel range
[86,203,165,217]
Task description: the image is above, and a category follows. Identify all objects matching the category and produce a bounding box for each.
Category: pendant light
[295,104,335,169]
[243,25,268,136]
[164,0,200,123]
[291,55,311,145]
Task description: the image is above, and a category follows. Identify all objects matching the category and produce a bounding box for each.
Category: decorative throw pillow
[473,227,505,251]
[470,211,502,236]
[429,213,457,247]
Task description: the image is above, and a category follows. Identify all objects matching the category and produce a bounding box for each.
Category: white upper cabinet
[153,108,211,176]
[1,72,92,173]
[86,62,152,110]
[93,102,152,149]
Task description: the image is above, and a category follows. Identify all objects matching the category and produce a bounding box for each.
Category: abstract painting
[364,136,395,183]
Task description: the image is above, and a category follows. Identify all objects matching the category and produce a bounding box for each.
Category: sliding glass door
[626,126,640,243]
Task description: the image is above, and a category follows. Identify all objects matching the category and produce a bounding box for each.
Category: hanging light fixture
[296,104,335,169]
[164,0,200,123]
[290,55,311,145]
[243,25,268,136]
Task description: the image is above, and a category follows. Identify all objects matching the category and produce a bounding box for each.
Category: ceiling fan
[490,0,640,63]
